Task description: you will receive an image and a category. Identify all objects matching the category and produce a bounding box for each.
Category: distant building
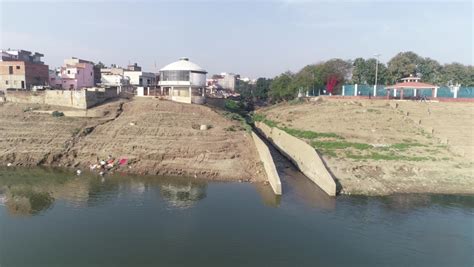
[123,70,156,86]
[101,73,130,87]
[213,72,239,91]
[240,77,251,83]
[158,57,207,104]
[127,63,142,71]
[49,68,62,88]
[93,65,101,86]
[59,58,94,90]
[101,66,125,76]
[0,49,49,91]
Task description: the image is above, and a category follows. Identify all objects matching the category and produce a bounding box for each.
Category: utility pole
[374,54,381,97]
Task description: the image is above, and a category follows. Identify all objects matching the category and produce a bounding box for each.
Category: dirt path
[257,98,474,195]
[0,98,265,182]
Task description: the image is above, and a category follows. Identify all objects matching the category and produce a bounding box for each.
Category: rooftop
[160,57,206,73]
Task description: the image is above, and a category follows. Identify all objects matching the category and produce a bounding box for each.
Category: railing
[340,85,474,98]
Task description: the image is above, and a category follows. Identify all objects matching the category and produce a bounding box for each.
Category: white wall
[123,71,141,85]
[101,74,128,86]
[124,71,156,86]
[190,72,206,87]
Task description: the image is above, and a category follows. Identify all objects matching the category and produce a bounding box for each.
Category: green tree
[321,59,352,94]
[363,58,388,85]
[235,80,254,99]
[417,57,442,84]
[254,78,272,101]
[387,51,422,84]
[351,58,367,84]
[269,71,296,102]
[439,63,473,86]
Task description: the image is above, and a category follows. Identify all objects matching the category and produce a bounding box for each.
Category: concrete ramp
[251,132,282,195]
[255,122,336,196]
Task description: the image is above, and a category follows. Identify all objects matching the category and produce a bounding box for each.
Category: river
[0,167,473,267]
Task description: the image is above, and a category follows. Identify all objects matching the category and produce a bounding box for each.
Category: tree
[322,59,352,94]
[235,80,254,99]
[269,71,296,102]
[417,57,442,84]
[293,64,316,92]
[351,57,367,84]
[362,58,388,85]
[439,63,473,86]
[387,51,422,84]
[254,78,272,101]
[95,61,106,69]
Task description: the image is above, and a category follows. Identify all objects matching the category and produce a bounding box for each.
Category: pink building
[60,58,94,90]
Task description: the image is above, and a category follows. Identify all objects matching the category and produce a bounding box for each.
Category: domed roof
[160,57,206,72]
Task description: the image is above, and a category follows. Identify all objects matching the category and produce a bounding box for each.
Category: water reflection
[254,183,281,207]
[159,181,207,210]
[0,167,210,215]
[267,141,336,210]
[4,189,54,216]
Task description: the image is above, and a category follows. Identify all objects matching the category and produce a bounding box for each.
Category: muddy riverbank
[256,98,474,196]
[0,98,266,182]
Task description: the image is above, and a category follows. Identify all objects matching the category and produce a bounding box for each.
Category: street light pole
[374,54,381,97]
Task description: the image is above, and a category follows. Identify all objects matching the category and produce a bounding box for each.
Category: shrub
[52,111,64,117]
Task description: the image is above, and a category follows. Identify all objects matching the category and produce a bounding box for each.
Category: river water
[0,167,473,267]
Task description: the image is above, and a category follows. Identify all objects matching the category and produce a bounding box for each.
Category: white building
[101,74,130,87]
[158,57,207,104]
[123,70,156,86]
[215,72,239,91]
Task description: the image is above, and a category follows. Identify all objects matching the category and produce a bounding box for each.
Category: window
[16,66,20,70]
[67,70,71,74]
[160,71,190,81]
[5,80,8,85]
[9,66,13,74]
[90,72,93,76]
[77,70,80,74]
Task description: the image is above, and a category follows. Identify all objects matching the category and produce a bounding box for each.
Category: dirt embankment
[0,98,265,182]
[257,98,474,195]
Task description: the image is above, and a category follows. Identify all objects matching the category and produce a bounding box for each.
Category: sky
[0,0,472,78]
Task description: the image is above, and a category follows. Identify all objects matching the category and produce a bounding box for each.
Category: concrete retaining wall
[256,122,336,196]
[5,88,117,109]
[251,132,282,195]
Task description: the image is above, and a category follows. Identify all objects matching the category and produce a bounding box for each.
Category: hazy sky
[1,0,472,78]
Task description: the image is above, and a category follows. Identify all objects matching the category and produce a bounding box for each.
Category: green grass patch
[223,112,252,132]
[252,113,278,128]
[281,127,343,140]
[346,152,431,161]
[52,111,64,117]
[367,108,381,114]
[311,140,371,150]
[253,113,342,140]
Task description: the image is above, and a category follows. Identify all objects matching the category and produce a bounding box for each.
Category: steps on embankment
[255,122,336,196]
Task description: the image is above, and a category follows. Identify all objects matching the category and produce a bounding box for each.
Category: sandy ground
[0,97,265,182]
[258,97,474,195]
